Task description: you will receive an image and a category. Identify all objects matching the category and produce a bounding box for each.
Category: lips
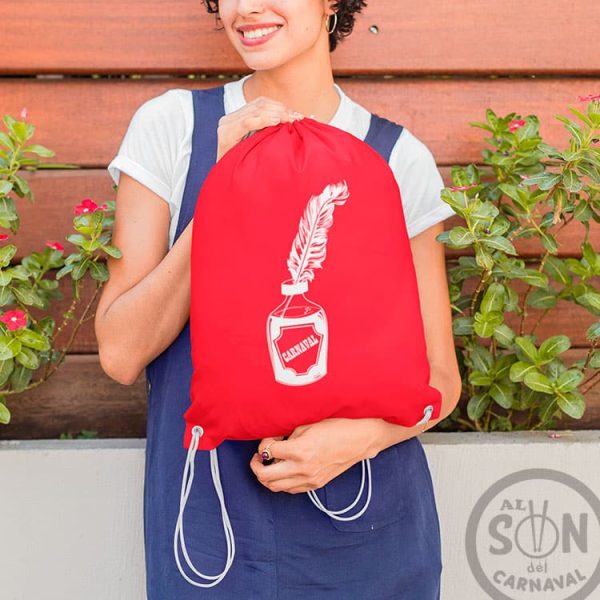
[236,23,283,33]
[237,24,283,46]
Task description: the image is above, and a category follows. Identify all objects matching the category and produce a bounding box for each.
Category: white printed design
[266,180,349,385]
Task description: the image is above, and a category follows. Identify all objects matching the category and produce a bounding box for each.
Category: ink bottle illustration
[266,278,328,385]
[266,180,349,386]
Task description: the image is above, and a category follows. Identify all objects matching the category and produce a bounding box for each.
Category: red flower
[0,309,28,331]
[578,94,600,102]
[98,203,108,210]
[0,234,9,241]
[508,119,526,133]
[46,241,64,252]
[74,198,101,215]
[20,107,28,120]
[450,183,478,191]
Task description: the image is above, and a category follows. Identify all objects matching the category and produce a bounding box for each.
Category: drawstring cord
[173,425,235,588]
[307,457,373,520]
[174,404,434,586]
[306,403,433,520]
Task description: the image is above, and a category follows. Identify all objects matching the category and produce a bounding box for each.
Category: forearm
[364,366,462,458]
[96,222,193,384]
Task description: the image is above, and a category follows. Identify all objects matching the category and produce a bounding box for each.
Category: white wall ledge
[2,430,600,599]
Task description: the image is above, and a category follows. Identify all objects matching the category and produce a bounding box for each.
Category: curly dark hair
[202,1,368,53]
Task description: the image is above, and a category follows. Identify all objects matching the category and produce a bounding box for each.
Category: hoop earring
[326,12,338,34]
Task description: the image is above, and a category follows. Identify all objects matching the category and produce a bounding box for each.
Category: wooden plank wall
[1,0,599,438]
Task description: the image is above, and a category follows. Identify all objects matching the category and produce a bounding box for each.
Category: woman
[96,1,462,598]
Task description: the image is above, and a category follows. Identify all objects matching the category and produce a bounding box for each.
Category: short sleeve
[107,89,186,216]
[388,128,455,238]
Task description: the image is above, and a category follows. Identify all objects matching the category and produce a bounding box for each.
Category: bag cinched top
[174,116,440,588]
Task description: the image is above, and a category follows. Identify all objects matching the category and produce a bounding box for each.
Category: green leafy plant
[59,429,99,440]
[438,94,600,432]
[0,108,121,425]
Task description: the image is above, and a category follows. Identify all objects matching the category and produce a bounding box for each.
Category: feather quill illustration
[286,180,349,285]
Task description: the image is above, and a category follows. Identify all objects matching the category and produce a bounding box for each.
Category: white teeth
[241,25,281,40]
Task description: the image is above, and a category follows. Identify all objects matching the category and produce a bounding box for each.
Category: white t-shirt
[107,74,454,249]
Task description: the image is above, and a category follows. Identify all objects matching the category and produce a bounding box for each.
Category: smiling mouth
[238,24,283,41]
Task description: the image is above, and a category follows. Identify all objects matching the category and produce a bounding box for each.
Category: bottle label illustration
[266,180,349,386]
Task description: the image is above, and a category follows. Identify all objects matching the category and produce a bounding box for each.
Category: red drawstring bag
[174,117,442,588]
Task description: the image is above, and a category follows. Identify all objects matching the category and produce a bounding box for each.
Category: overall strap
[145,85,225,385]
[363,112,404,162]
[173,85,226,244]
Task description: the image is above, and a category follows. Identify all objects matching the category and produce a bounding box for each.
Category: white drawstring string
[306,403,434,520]
[174,404,434,586]
[307,457,373,520]
[173,425,235,588]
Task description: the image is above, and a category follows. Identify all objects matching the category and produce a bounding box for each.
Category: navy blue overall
[144,83,443,599]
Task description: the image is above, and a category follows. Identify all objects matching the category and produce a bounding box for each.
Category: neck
[242,51,340,123]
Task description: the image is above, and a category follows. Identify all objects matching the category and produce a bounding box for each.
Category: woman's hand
[249,418,382,494]
[216,96,304,161]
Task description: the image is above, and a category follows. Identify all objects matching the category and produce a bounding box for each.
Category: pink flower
[508,119,526,133]
[0,309,28,331]
[46,241,64,252]
[450,183,478,191]
[0,234,9,241]
[578,94,600,102]
[98,203,108,210]
[20,107,28,120]
[74,198,101,215]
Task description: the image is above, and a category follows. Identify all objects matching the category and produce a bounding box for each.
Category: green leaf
[12,285,44,308]
[16,328,50,351]
[544,256,572,285]
[0,357,14,387]
[89,260,109,282]
[557,390,585,419]
[0,335,21,360]
[0,401,10,424]
[555,369,584,392]
[481,235,518,255]
[475,249,495,271]
[473,310,504,338]
[9,362,32,392]
[15,347,39,370]
[65,234,86,247]
[589,349,600,368]
[490,382,513,409]
[470,345,494,373]
[72,257,90,281]
[493,324,516,347]
[480,282,506,314]
[510,360,538,382]
[562,170,583,193]
[540,232,558,254]
[469,371,494,386]
[527,288,558,309]
[101,244,122,259]
[514,336,539,363]
[516,269,548,287]
[538,335,571,362]
[0,244,17,268]
[21,143,55,157]
[467,393,490,421]
[523,371,553,394]
[449,227,476,247]
[452,317,473,336]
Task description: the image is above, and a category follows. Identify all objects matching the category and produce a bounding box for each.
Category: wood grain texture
[1,0,599,436]
[2,0,599,74]
[1,350,598,440]
[2,77,597,166]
